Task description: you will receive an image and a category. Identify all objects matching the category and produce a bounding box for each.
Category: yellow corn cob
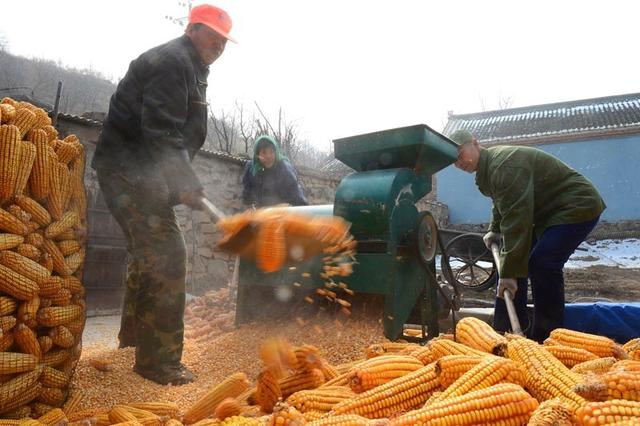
[260,337,297,379]
[42,239,72,276]
[44,211,79,239]
[213,397,242,420]
[520,396,574,426]
[53,228,75,241]
[293,343,322,371]
[574,399,640,425]
[37,305,83,327]
[308,414,382,426]
[48,325,75,348]
[0,365,43,410]
[0,315,16,333]
[574,369,640,401]
[0,263,39,300]
[41,366,71,389]
[404,346,433,365]
[0,103,17,123]
[121,408,164,426]
[14,323,42,360]
[0,234,23,250]
[58,239,81,256]
[60,165,72,213]
[546,344,601,368]
[0,125,22,204]
[37,386,66,406]
[183,372,250,424]
[55,141,79,164]
[25,232,44,248]
[427,337,489,360]
[39,252,54,274]
[0,296,16,315]
[0,206,28,235]
[267,401,306,426]
[42,348,71,368]
[280,368,325,398]
[63,314,85,339]
[427,355,525,405]
[612,359,640,372]
[286,386,355,413]
[7,205,30,223]
[17,243,41,260]
[1,97,18,107]
[364,342,417,359]
[572,357,618,375]
[165,420,184,426]
[110,406,139,424]
[14,140,36,196]
[32,107,51,129]
[65,248,85,274]
[1,405,31,420]
[255,368,283,413]
[623,338,640,361]
[455,316,508,356]
[39,276,63,297]
[17,295,41,325]
[0,383,42,415]
[12,108,36,138]
[346,355,423,393]
[28,131,51,201]
[219,417,262,426]
[507,337,586,410]
[302,411,324,422]
[331,363,440,419]
[38,335,54,354]
[62,388,84,415]
[0,249,51,284]
[41,125,58,142]
[32,402,55,418]
[46,159,63,220]
[0,333,14,351]
[189,419,219,426]
[389,383,539,426]
[49,287,72,306]
[433,354,485,388]
[38,408,68,426]
[549,328,629,359]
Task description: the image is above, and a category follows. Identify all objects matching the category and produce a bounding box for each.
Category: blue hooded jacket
[242,135,308,207]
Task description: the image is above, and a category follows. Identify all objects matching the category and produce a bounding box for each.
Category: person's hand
[483,231,502,250]
[179,189,205,210]
[497,278,518,299]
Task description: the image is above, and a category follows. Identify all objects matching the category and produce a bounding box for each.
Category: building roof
[443,92,640,145]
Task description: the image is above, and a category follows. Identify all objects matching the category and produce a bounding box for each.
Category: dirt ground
[564,265,640,302]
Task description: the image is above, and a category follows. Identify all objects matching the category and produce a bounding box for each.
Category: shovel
[198,197,257,254]
[490,243,524,336]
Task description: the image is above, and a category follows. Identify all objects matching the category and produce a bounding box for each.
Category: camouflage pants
[97,168,186,369]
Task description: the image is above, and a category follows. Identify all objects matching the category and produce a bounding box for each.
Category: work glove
[179,189,206,210]
[497,278,518,299]
[483,231,502,250]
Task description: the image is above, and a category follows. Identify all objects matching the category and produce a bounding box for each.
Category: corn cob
[58,239,81,256]
[14,141,36,196]
[455,316,508,356]
[16,243,41,260]
[293,344,322,371]
[260,337,297,379]
[213,397,242,420]
[0,315,16,333]
[1,97,18,107]
[42,238,72,276]
[0,383,41,415]
[1,405,31,420]
[49,287,72,306]
[39,276,63,297]
[41,125,58,142]
[183,372,250,424]
[574,399,640,425]
[0,365,43,409]
[12,108,36,138]
[164,420,184,426]
[13,323,42,360]
[331,363,440,419]
[302,411,324,422]
[59,165,72,213]
[427,355,525,405]
[39,252,54,273]
[37,305,83,327]
[546,344,601,368]
[41,366,71,389]
[0,207,28,235]
[54,228,75,241]
[549,328,629,359]
[219,417,262,426]
[267,401,306,426]
[7,205,30,224]
[0,234,23,250]
[63,314,85,339]
[37,386,66,406]
[364,342,417,359]
[612,360,640,372]
[17,295,41,326]
[121,407,164,426]
[0,296,16,315]
[574,369,640,401]
[37,408,68,426]
[62,388,84,415]
[433,354,485,388]
[256,217,286,272]
[255,368,283,413]
[109,406,139,424]
[0,103,16,123]
[572,357,618,375]
[27,131,51,201]
[623,338,640,361]
[280,368,325,398]
[0,333,14,351]
[286,386,355,413]
[404,346,433,365]
[55,141,79,164]
[427,337,489,360]
[0,249,51,284]
[346,355,423,393]
[44,211,79,239]
[25,232,44,248]
[389,383,538,426]
[32,107,51,129]
[38,336,54,354]
[0,263,39,300]
[0,124,22,204]
[15,420,44,426]
[32,402,55,418]
[65,248,85,274]
[308,414,383,426]
[46,159,64,220]
[507,337,586,410]
[49,325,75,348]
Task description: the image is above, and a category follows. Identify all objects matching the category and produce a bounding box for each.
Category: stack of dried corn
[183,288,235,341]
[0,97,87,419]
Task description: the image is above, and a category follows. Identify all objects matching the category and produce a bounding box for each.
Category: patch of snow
[565,239,640,269]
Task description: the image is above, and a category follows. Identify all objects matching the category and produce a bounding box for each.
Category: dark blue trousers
[493,216,600,342]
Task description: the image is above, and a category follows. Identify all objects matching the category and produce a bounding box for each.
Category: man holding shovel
[449,129,605,342]
[91,4,235,384]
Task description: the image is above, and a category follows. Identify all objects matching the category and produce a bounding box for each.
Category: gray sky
[3,0,639,150]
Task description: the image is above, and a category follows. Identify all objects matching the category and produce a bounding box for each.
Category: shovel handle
[490,243,524,336]
[198,197,226,223]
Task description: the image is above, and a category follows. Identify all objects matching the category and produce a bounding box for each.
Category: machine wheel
[413,211,438,266]
[441,233,497,292]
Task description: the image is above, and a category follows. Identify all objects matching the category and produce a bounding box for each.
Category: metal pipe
[490,243,524,336]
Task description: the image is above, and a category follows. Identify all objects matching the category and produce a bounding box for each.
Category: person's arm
[489,204,502,233]
[280,161,308,206]
[242,162,255,206]
[491,165,534,278]
[140,54,202,204]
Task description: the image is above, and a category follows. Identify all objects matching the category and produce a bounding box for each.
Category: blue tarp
[564,302,640,343]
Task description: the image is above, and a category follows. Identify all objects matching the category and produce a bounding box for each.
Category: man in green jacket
[449,129,605,342]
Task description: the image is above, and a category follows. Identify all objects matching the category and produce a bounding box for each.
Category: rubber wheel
[413,211,438,266]
[441,233,497,292]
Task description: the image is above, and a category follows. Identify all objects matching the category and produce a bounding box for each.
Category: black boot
[133,362,194,385]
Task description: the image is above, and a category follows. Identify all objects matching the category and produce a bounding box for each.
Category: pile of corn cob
[183,288,235,341]
[30,318,639,426]
[0,98,87,418]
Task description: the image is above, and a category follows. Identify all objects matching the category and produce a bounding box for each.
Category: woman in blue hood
[242,135,308,207]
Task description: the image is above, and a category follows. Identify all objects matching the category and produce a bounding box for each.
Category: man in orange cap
[92,4,235,385]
